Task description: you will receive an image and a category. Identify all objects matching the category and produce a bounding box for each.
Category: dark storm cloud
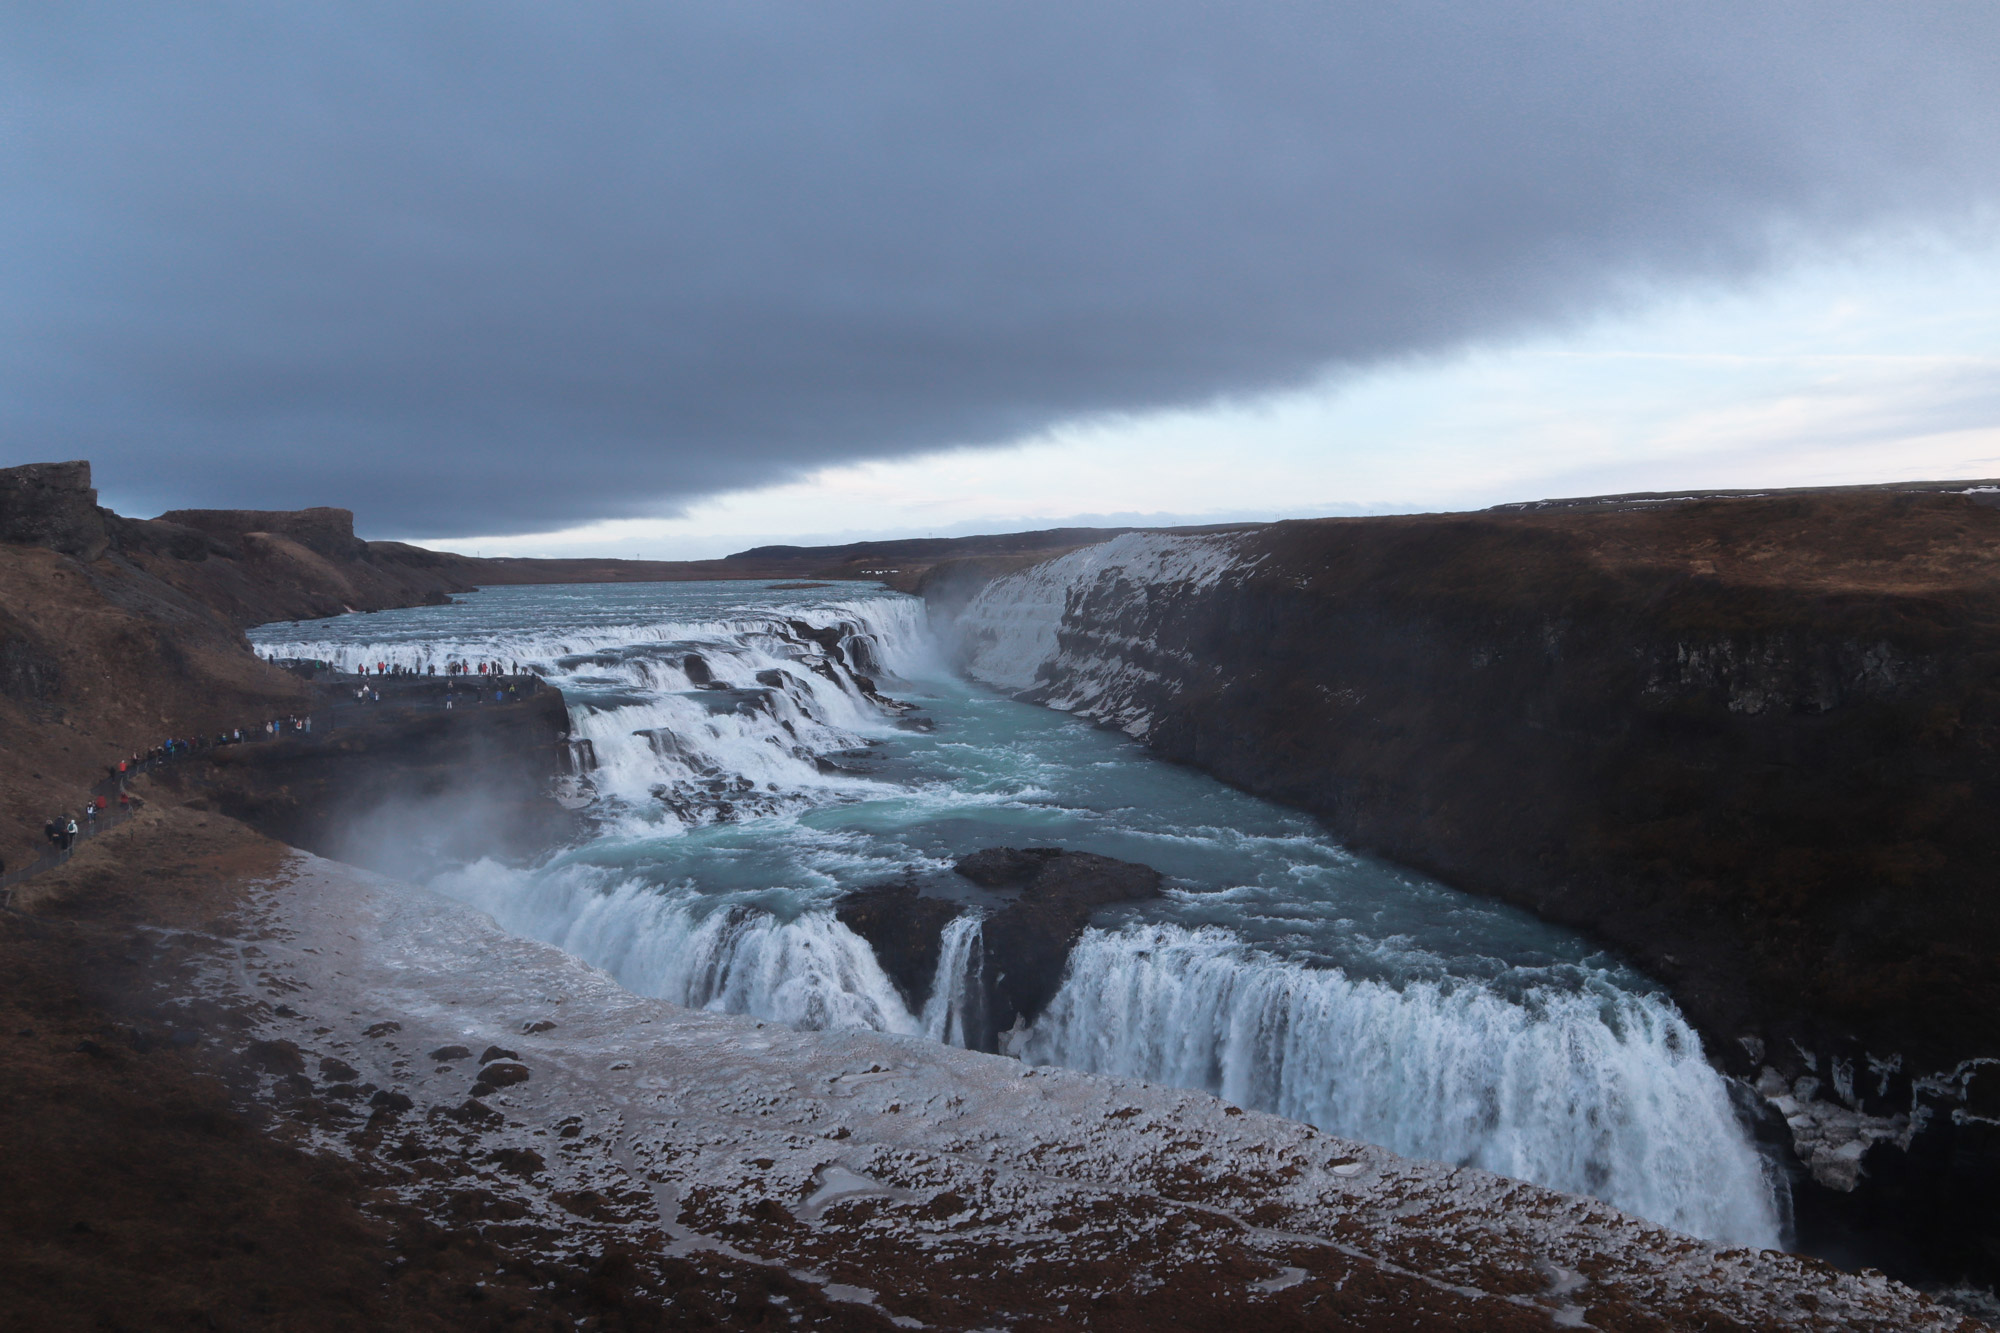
[4,2,1999,536]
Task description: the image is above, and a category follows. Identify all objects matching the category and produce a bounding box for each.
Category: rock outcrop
[0,460,111,561]
[157,505,370,561]
[834,877,963,1009]
[839,846,1162,1051]
[943,484,2000,1288]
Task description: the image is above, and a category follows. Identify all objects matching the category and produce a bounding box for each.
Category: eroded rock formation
[839,846,1162,1051]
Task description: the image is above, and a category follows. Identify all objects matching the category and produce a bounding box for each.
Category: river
[252,577,1784,1248]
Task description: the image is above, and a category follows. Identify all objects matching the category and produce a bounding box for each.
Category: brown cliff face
[0,540,313,871]
[0,461,484,872]
[0,460,111,560]
[951,485,2000,1286]
[157,505,369,561]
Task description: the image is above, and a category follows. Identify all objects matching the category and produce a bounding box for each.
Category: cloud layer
[5,2,1999,534]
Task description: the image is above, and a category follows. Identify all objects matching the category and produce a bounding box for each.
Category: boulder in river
[839,847,1162,1051]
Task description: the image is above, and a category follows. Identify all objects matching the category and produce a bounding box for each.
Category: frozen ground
[172,847,1979,1331]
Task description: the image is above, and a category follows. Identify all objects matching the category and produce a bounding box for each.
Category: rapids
[253,579,1784,1248]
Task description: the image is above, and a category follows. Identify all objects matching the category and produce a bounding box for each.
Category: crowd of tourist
[350,658,524,677]
[8,664,537,894]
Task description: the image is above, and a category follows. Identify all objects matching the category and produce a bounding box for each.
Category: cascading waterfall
[431,860,921,1034]
[921,914,986,1046]
[1021,924,1778,1248]
[253,579,1784,1249]
[268,594,936,826]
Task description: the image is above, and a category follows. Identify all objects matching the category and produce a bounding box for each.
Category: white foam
[1023,923,1782,1249]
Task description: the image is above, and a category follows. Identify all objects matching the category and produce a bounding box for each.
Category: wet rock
[479,1061,530,1088]
[479,1045,519,1064]
[367,1089,413,1112]
[786,620,846,661]
[429,1044,472,1062]
[965,849,1161,1049]
[839,848,1163,1051]
[835,880,962,1010]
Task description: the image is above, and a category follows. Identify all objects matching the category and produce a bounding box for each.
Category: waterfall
[433,861,922,1036]
[262,597,938,826]
[920,914,986,1046]
[951,531,1257,730]
[1021,923,1781,1249]
[257,583,1785,1249]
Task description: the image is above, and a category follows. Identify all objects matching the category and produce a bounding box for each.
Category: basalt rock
[839,848,1162,1052]
[158,506,369,562]
[965,849,1161,1049]
[835,878,961,1011]
[0,460,111,561]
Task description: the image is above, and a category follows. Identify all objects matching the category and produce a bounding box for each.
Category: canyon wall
[943,488,2000,1284]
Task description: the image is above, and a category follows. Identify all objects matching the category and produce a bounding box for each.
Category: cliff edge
[0,460,504,877]
[946,483,2000,1287]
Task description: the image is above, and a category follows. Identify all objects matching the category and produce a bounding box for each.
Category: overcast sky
[5,3,2000,551]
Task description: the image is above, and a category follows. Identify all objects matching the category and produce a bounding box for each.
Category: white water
[921,913,986,1047]
[254,578,1784,1248]
[1026,924,1776,1247]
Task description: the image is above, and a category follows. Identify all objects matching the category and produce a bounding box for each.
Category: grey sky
[4,2,1998,536]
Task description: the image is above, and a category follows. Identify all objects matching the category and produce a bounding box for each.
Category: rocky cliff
[944,485,2000,1287]
[0,460,521,874]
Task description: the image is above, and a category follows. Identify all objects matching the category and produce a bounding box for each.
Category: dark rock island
[840,846,1162,1051]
